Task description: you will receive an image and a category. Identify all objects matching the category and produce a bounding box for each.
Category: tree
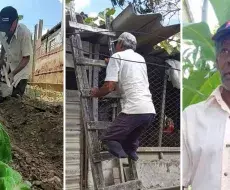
[110,0,180,21]
[182,0,230,109]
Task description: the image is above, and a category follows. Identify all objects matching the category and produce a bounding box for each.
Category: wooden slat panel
[98,180,142,190]
[87,121,112,130]
[69,21,116,37]
[77,57,106,67]
[82,89,121,99]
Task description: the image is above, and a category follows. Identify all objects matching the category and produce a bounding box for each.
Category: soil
[0,97,63,190]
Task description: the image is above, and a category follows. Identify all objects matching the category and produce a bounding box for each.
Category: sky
[0,0,63,35]
[187,0,218,31]
[73,0,180,25]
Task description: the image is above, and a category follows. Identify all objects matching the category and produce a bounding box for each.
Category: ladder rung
[98,180,142,190]
[76,57,107,67]
[69,21,117,37]
[156,186,180,190]
[93,151,116,163]
[82,90,121,99]
[87,121,112,130]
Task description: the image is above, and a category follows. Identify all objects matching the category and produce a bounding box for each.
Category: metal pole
[158,68,168,159]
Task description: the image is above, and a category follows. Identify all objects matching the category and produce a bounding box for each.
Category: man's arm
[11,56,30,76]
[90,81,116,98]
[0,45,6,68]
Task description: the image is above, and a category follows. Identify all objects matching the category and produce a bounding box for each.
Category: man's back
[105,49,155,114]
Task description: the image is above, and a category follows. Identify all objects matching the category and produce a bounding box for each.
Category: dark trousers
[101,113,155,153]
[12,79,28,97]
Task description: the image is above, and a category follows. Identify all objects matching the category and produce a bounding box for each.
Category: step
[98,180,142,190]
[92,151,116,163]
[76,57,106,67]
[87,121,112,130]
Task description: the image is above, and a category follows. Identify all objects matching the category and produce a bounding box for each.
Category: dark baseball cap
[212,21,230,41]
[0,6,18,31]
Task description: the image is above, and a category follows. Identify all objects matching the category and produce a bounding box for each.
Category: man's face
[217,39,230,91]
[115,41,124,52]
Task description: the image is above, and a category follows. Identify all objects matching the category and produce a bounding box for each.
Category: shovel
[2,65,11,87]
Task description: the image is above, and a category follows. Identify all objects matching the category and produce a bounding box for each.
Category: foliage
[0,123,31,190]
[183,0,230,109]
[110,0,180,17]
[84,8,116,26]
[0,123,11,163]
[156,33,180,55]
[0,162,30,190]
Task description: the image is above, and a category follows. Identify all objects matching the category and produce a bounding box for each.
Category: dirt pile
[0,97,63,190]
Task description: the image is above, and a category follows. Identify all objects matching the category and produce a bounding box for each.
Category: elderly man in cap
[0,6,32,102]
[90,32,155,161]
[183,21,230,190]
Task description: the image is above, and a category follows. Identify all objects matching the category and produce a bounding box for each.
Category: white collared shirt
[183,86,230,190]
[105,49,155,114]
[0,23,33,87]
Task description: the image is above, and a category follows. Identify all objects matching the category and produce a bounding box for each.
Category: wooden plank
[69,21,116,37]
[87,121,112,130]
[92,44,100,121]
[77,57,106,67]
[98,180,142,190]
[82,89,121,99]
[128,158,138,180]
[113,168,121,184]
[92,151,116,163]
[137,147,180,153]
[69,11,105,189]
[156,186,180,190]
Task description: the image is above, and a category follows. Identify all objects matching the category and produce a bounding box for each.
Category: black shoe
[104,141,128,158]
[125,151,139,161]
[0,97,5,103]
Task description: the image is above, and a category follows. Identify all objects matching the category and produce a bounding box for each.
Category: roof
[66,4,180,54]
[41,22,62,41]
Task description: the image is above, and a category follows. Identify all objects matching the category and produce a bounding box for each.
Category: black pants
[12,79,28,97]
[101,113,155,153]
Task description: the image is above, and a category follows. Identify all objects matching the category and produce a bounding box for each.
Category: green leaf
[105,8,116,17]
[190,72,221,105]
[66,0,73,4]
[183,70,209,109]
[0,162,30,190]
[183,22,215,61]
[0,123,12,164]
[18,15,23,20]
[209,0,230,26]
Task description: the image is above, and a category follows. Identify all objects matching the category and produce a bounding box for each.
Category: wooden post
[38,19,43,39]
[158,68,168,159]
[31,24,38,82]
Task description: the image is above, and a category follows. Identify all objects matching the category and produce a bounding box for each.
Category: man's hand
[105,58,110,64]
[8,73,14,84]
[0,60,6,69]
[90,88,99,97]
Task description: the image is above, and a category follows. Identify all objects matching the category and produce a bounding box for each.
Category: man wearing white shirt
[90,32,155,161]
[183,21,230,190]
[0,6,32,102]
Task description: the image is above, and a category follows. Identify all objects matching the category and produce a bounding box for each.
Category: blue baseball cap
[0,6,18,32]
[212,21,230,41]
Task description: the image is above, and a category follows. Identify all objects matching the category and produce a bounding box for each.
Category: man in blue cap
[0,6,32,102]
[183,21,230,189]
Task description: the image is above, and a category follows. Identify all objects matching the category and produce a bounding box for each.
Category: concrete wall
[65,90,82,190]
[87,152,180,190]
